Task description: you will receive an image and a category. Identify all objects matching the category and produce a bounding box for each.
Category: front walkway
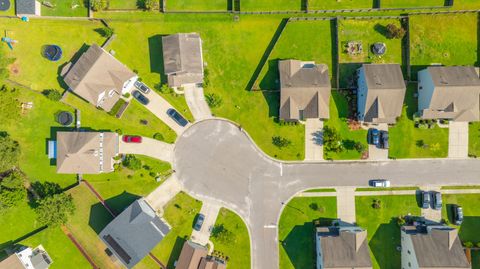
[448,121,469,158]
[304,118,324,161]
[183,84,212,121]
[118,137,174,164]
[190,201,221,246]
[145,175,183,213]
[335,187,356,224]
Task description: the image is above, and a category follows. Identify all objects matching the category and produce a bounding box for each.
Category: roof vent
[439,75,448,85]
[373,75,382,86]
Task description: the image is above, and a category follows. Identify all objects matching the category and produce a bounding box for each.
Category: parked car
[134,80,151,94]
[380,131,389,149]
[369,179,390,188]
[122,135,142,143]
[194,214,205,231]
[167,108,188,127]
[452,204,463,225]
[421,190,431,209]
[368,128,380,146]
[432,191,442,210]
[132,90,150,105]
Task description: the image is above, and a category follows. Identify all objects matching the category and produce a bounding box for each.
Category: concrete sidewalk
[146,174,183,213]
[304,119,324,161]
[191,202,221,246]
[119,137,174,163]
[335,187,356,224]
[184,85,212,121]
[448,121,468,159]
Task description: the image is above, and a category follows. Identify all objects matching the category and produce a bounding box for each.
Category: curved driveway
[174,119,480,269]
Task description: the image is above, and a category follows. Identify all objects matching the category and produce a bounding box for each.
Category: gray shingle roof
[99,199,170,269]
[15,0,36,15]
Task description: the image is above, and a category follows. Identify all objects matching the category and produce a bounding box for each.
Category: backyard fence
[403,15,411,80]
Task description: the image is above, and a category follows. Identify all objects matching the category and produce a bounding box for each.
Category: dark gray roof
[15,0,36,15]
[279,60,331,121]
[428,66,480,87]
[362,63,405,90]
[99,198,170,269]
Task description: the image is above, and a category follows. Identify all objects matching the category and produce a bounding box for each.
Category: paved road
[173,119,480,269]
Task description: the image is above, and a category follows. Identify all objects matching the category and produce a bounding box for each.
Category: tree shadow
[458,216,480,243]
[373,23,388,38]
[0,226,48,254]
[370,218,401,269]
[148,34,167,84]
[410,65,430,82]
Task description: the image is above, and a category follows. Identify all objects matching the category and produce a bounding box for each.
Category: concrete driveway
[448,121,469,158]
[146,174,183,213]
[191,202,221,246]
[335,187,356,224]
[119,136,174,164]
[183,84,212,121]
[368,124,388,161]
[304,119,323,161]
[173,119,480,269]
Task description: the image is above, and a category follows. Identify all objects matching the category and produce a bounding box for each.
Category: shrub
[115,129,123,135]
[153,133,164,141]
[42,89,62,101]
[0,170,26,210]
[0,131,20,172]
[211,224,236,244]
[272,136,291,148]
[91,0,107,11]
[35,193,75,226]
[141,0,159,10]
[204,68,210,87]
[464,241,474,248]
[99,27,114,38]
[397,215,406,226]
[309,202,318,211]
[354,142,366,153]
[123,92,130,98]
[122,155,142,170]
[156,83,173,94]
[372,199,382,209]
[323,126,344,153]
[205,93,223,108]
[386,24,406,39]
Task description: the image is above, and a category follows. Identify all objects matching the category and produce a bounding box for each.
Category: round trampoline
[44,45,63,62]
[0,0,10,11]
[57,111,73,126]
[371,42,387,56]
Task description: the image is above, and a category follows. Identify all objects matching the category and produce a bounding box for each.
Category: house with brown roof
[401,224,470,269]
[162,33,204,88]
[63,44,138,112]
[315,222,372,269]
[175,241,226,269]
[418,66,480,122]
[0,245,52,269]
[279,60,331,122]
[55,131,118,174]
[357,64,406,124]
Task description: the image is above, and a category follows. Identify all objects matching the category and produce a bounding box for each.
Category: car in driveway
[132,90,149,105]
[369,179,390,188]
[194,213,205,231]
[122,135,142,143]
[167,108,188,127]
[452,204,463,225]
[421,191,431,209]
[380,131,389,149]
[432,192,442,210]
[134,81,151,94]
[368,128,380,146]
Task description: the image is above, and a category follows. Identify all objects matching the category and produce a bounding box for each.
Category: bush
[372,199,382,209]
[140,0,159,10]
[211,224,236,244]
[0,170,26,210]
[99,27,114,38]
[354,142,366,153]
[153,133,164,141]
[323,126,344,153]
[204,68,210,87]
[386,24,406,39]
[0,131,20,172]
[397,215,406,226]
[42,89,62,101]
[205,93,223,108]
[156,84,173,94]
[464,241,474,248]
[91,0,107,11]
[272,136,291,148]
[122,155,142,170]
[123,92,130,98]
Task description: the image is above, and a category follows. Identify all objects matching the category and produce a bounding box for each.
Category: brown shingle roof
[0,255,24,269]
[175,241,208,269]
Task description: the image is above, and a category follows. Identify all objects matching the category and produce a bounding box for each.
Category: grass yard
[338,18,404,88]
[240,0,301,11]
[441,194,480,244]
[453,0,480,9]
[150,192,202,268]
[469,122,480,157]
[278,197,337,269]
[41,0,89,17]
[324,91,368,160]
[211,208,251,269]
[410,13,478,80]
[108,0,139,9]
[309,0,373,10]
[167,0,229,11]
[381,0,444,8]
[389,84,448,158]
[355,195,421,269]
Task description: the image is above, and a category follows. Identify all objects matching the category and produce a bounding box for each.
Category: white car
[370,179,390,187]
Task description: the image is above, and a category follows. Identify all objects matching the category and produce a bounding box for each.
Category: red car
[122,135,142,143]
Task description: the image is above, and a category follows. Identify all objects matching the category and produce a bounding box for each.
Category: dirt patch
[9,62,20,75]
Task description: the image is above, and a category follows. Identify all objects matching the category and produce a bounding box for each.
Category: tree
[0,170,26,210]
[31,181,62,199]
[205,93,223,108]
[386,24,406,39]
[122,155,142,170]
[141,0,159,10]
[42,89,62,101]
[35,193,75,226]
[211,224,236,244]
[90,0,107,11]
[272,136,291,148]
[323,126,343,153]
[0,131,20,172]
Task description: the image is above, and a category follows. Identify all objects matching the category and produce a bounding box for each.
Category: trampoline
[44,45,63,61]
[57,111,73,126]
[0,0,10,11]
[371,42,386,56]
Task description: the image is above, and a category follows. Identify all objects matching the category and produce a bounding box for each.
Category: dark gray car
[167,108,188,127]
[194,213,205,231]
[432,192,442,210]
[421,191,430,209]
[134,81,151,94]
[132,90,149,105]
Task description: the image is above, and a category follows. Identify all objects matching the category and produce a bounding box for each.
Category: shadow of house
[148,34,168,85]
[370,218,401,269]
[56,43,90,90]
[338,62,363,89]
[105,191,142,216]
[458,216,480,243]
[166,236,189,269]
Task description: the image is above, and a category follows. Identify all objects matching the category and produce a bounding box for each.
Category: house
[175,240,226,269]
[279,59,331,122]
[162,33,204,88]
[418,66,480,122]
[401,224,470,269]
[0,245,52,269]
[357,64,406,124]
[55,131,118,174]
[15,0,40,16]
[63,44,138,112]
[99,198,171,269]
[315,222,372,269]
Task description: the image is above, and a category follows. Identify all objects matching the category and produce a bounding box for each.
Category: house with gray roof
[279,59,331,122]
[418,66,480,122]
[63,44,138,112]
[100,198,171,269]
[175,240,226,269]
[401,224,470,269]
[15,0,40,16]
[0,245,52,269]
[315,221,372,269]
[357,64,406,124]
[162,33,204,88]
[55,131,118,174]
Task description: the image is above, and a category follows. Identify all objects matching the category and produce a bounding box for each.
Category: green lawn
[324,91,368,160]
[389,84,448,158]
[150,192,202,268]
[304,188,336,193]
[442,194,480,243]
[356,186,419,191]
[278,197,337,269]
[211,208,251,269]
[355,195,421,269]
[108,0,139,9]
[167,0,228,11]
[453,0,480,9]
[41,0,89,17]
[338,18,404,88]
[469,122,480,157]
[410,13,478,80]
[240,0,301,11]
[309,0,373,10]
[381,0,444,8]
